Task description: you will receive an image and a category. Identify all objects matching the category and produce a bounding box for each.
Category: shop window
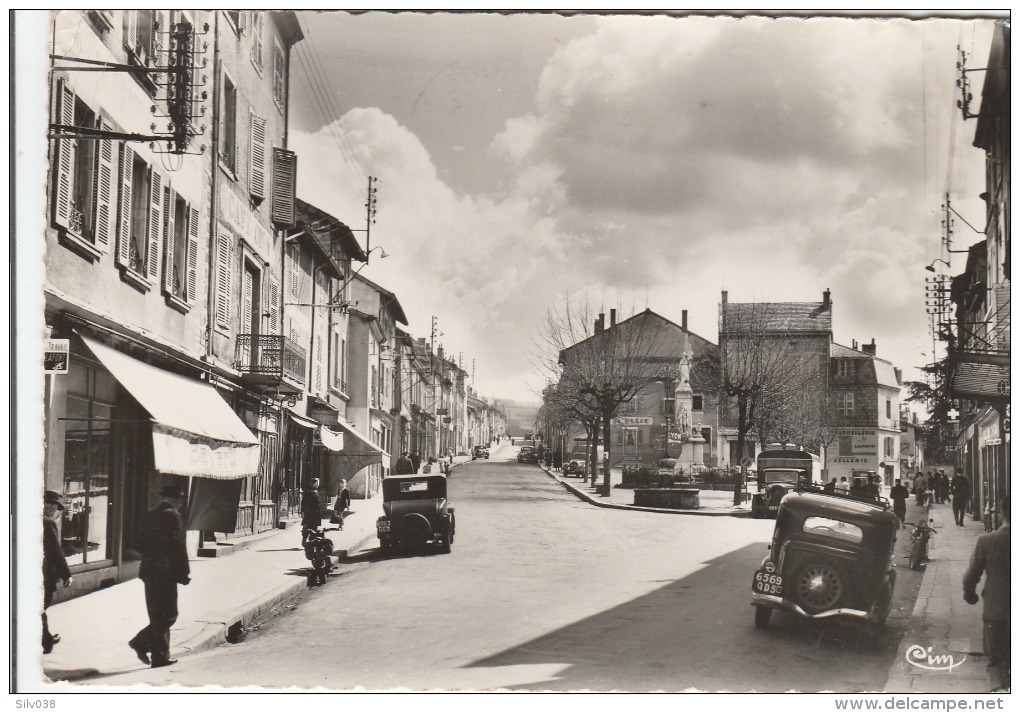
[60,359,117,566]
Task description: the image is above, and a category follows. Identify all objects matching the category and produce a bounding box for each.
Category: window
[123,10,165,90]
[249,113,267,200]
[662,396,675,416]
[115,147,162,285]
[837,359,853,379]
[803,517,863,544]
[52,83,118,255]
[250,11,264,73]
[272,41,286,110]
[837,392,854,417]
[340,338,347,392]
[224,10,241,33]
[371,365,378,408]
[161,189,199,306]
[692,394,704,410]
[289,243,301,299]
[886,398,892,420]
[884,436,895,458]
[215,231,233,329]
[220,74,237,174]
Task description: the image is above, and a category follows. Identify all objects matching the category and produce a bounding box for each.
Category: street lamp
[925,259,951,272]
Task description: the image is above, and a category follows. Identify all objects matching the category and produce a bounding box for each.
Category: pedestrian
[915,472,930,505]
[835,477,850,494]
[938,471,951,505]
[890,479,910,526]
[952,471,971,526]
[963,496,1011,692]
[422,456,437,474]
[330,480,350,530]
[553,448,562,470]
[824,478,837,493]
[301,478,322,545]
[867,474,882,499]
[43,490,71,654]
[410,451,422,474]
[128,484,190,669]
[395,452,415,475]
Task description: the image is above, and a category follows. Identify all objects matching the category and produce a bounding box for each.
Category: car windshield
[763,469,801,484]
[803,516,863,543]
[521,447,535,453]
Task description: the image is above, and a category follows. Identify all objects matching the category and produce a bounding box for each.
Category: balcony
[235,334,306,390]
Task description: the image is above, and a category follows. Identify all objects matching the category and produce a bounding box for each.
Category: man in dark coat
[952,472,971,526]
[43,490,71,654]
[301,478,322,543]
[409,451,422,474]
[129,484,190,668]
[890,479,910,526]
[394,452,415,475]
[963,496,1011,692]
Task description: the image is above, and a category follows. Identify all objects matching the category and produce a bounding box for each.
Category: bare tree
[537,299,666,495]
[718,301,827,504]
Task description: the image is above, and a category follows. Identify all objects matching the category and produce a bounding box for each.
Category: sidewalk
[42,498,384,684]
[538,462,753,517]
[884,498,994,693]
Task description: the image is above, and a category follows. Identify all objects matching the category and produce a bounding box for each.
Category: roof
[559,308,716,363]
[295,198,368,263]
[722,301,832,333]
[353,273,409,326]
[831,343,900,387]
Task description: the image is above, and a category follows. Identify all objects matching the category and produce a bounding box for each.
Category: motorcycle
[302,527,335,585]
[907,519,937,570]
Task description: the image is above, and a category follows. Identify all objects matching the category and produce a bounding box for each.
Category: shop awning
[324,415,387,490]
[80,334,260,480]
[289,410,344,452]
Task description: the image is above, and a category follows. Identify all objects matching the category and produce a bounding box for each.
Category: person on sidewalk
[331,480,351,530]
[938,471,951,505]
[43,490,71,654]
[410,451,422,474]
[952,472,971,526]
[422,456,437,474]
[129,484,190,669]
[301,478,322,545]
[835,477,850,494]
[890,479,909,526]
[394,452,415,475]
[963,495,1011,692]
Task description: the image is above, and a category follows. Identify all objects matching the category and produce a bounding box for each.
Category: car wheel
[754,606,772,629]
[795,563,844,612]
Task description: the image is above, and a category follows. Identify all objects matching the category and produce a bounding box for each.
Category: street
[97,451,924,692]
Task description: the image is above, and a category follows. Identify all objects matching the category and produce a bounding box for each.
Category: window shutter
[163,185,177,294]
[94,121,116,251]
[116,145,135,267]
[186,206,199,302]
[316,336,323,391]
[151,10,166,84]
[250,12,263,69]
[249,113,266,199]
[268,276,280,332]
[147,170,163,280]
[290,243,299,299]
[216,231,233,328]
[271,148,296,225]
[122,10,137,51]
[242,268,254,335]
[273,45,285,105]
[53,80,76,229]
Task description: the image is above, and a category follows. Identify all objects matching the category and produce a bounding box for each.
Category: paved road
[100,454,923,692]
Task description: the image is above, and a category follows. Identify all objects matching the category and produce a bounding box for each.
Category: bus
[751,444,816,518]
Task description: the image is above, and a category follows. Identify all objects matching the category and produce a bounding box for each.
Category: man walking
[952,471,971,526]
[129,484,190,669]
[395,452,415,475]
[963,496,1011,692]
[410,451,422,474]
[889,479,909,526]
[43,490,71,654]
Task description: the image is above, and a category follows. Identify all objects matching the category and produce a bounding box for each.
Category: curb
[540,465,753,518]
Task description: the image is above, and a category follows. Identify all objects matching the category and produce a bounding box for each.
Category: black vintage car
[751,487,899,643]
[517,446,539,464]
[376,475,455,553]
[472,445,490,460]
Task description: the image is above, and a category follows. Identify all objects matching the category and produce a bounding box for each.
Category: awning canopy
[80,334,260,479]
[289,410,343,452]
[324,415,387,491]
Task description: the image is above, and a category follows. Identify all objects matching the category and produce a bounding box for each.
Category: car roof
[779,490,897,523]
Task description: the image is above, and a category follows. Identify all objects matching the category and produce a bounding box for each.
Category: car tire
[792,561,847,613]
[754,606,772,629]
[440,517,454,554]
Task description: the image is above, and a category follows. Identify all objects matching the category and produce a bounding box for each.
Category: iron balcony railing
[235,334,306,384]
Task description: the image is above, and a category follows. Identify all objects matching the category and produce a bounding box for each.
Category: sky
[284,11,999,405]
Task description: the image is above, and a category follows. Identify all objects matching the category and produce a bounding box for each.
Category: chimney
[437,346,445,360]
[823,289,831,307]
[721,290,728,305]
[862,339,877,356]
[852,339,857,350]
[682,310,688,331]
[595,313,605,335]
[610,309,616,327]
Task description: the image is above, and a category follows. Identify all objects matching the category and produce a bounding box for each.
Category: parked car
[751,488,899,645]
[517,446,539,464]
[376,475,455,554]
[750,468,804,518]
[472,445,489,460]
[563,451,588,475]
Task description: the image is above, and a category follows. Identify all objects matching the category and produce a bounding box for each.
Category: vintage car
[472,445,490,460]
[751,488,899,643]
[750,468,805,518]
[563,451,588,476]
[376,475,455,553]
[517,446,539,464]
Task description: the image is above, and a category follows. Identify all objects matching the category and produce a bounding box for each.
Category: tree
[537,300,666,496]
[718,302,826,504]
[904,357,956,465]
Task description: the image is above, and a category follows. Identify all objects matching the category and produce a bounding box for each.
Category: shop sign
[984,438,1002,447]
[613,416,653,426]
[833,428,877,464]
[45,339,69,374]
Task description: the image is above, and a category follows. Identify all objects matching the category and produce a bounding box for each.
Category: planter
[633,488,701,509]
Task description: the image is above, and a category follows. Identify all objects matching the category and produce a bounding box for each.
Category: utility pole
[365,175,378,261]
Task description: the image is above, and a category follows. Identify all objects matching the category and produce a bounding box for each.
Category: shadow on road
[465,543,910,692]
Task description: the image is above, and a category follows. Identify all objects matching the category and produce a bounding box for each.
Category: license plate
[752,570,783,595]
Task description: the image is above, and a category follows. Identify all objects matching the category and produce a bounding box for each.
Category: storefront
[828,428,900,485]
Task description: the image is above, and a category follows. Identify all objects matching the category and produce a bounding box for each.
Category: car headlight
[764,560,776,573]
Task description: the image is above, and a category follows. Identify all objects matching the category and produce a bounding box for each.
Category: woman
[331,480,350,530]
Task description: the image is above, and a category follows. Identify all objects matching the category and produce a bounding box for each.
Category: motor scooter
[907,519,937,570]
[302,527,335,585]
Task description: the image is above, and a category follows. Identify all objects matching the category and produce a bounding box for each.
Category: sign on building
[44,339,69,374]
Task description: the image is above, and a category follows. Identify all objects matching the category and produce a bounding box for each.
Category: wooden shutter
[147,170,163,280]
[268,276,280,332]
[94,121,116,251]
[289,243,300,298]
[249,114,266,199]
[250,12,263,69]
[186,206,199,302]
[163,185,177,293]
[242,268,254,335]
[151,10,166,84]
[122,10,137,51]
[271,148,296,225]
[53,80,76,229]
[273,45,285,105]
[216,232,233,327]
[116,144,135,267]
